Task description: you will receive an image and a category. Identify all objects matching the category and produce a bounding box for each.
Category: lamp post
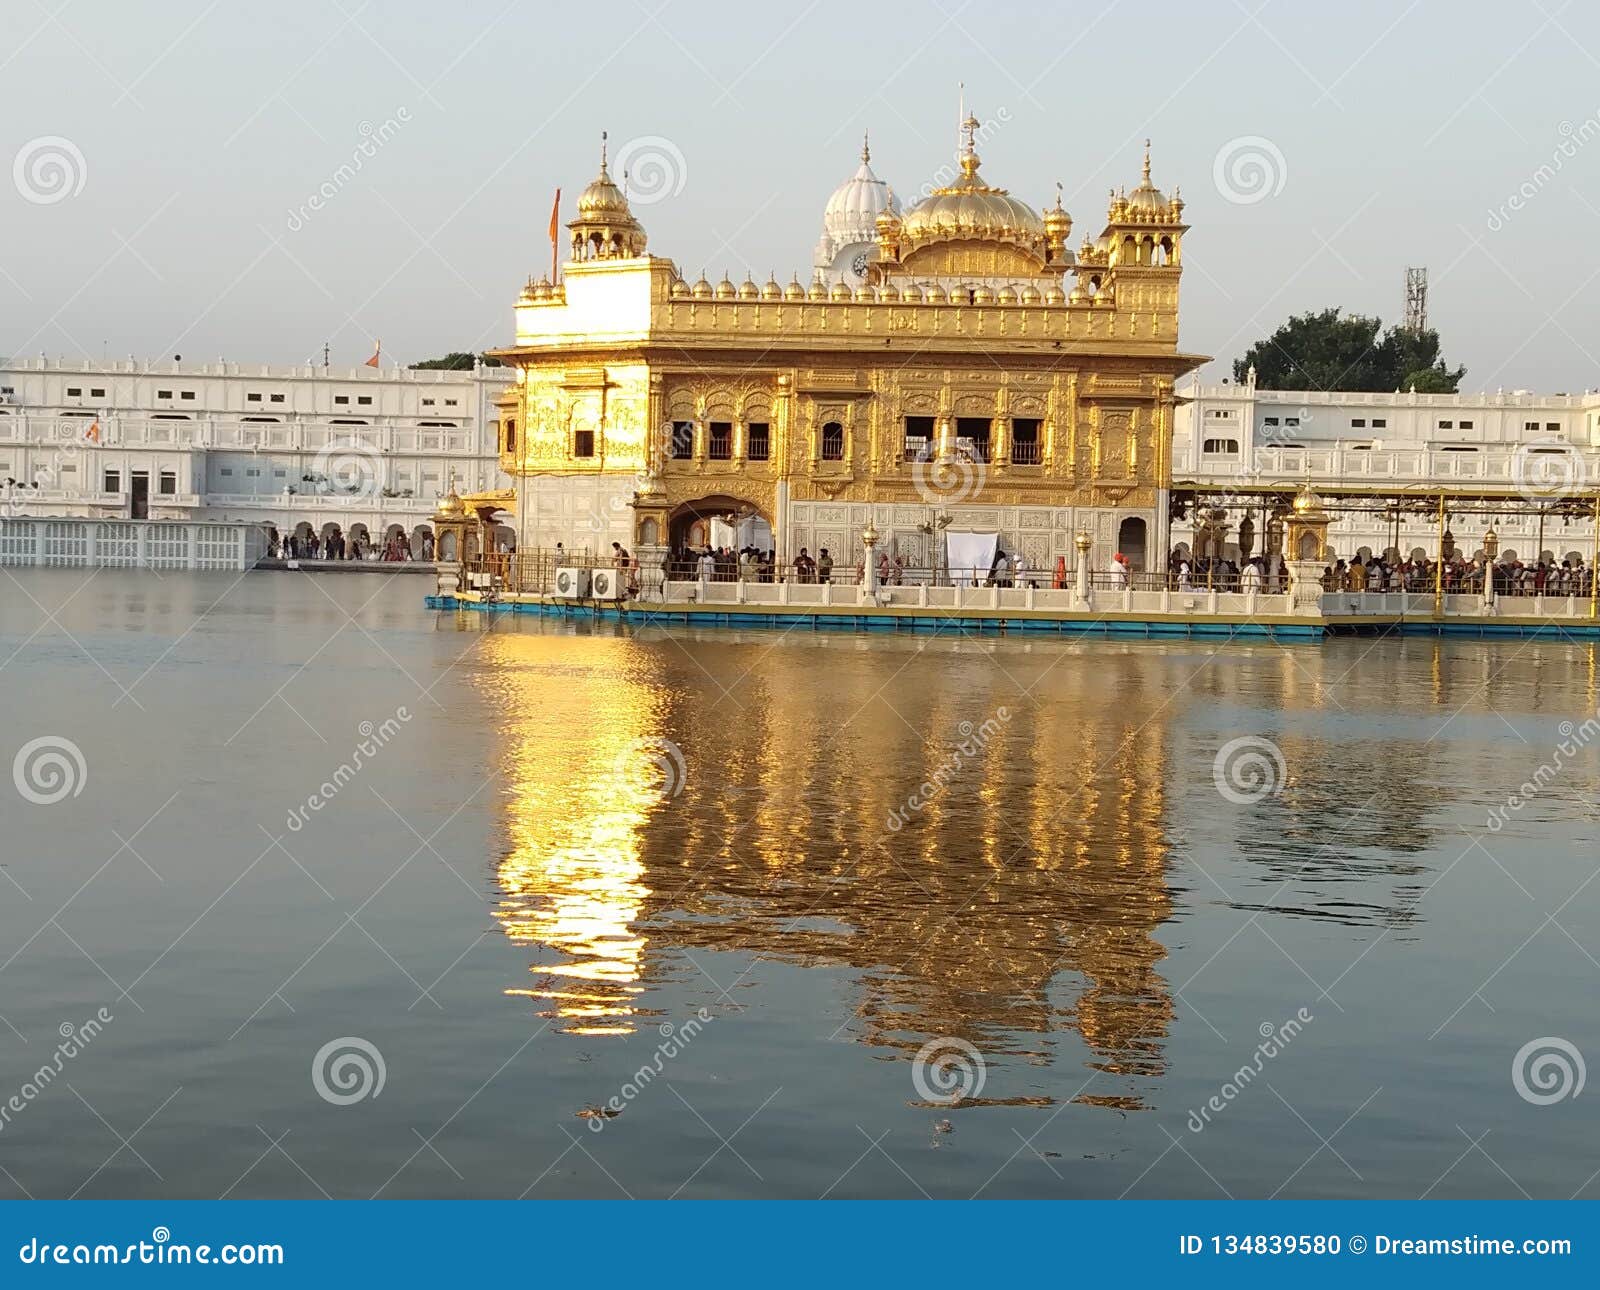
[1482,526,1499,610]
[1074,528,1092,605]
[861,518,880,594]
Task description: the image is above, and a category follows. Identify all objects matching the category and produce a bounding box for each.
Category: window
[1206,408,1236,419]
[503,419,516,453]
[1351,418,1366,428]
[1283,416,1300,427]
[1547,421,1560,432]
[247,393,262,402]
[747,422,770,461]
[103,470,120,492]
[180,391,195,400]
[422,398,435,407]
[708,421,733,460]
[357,396,372,406]
[270,393,284,403]
[669,420,695,459]
[1525,420,1540,432]
[245,468,261,477]
[159,472,176,495]
[1202,437,1240,454]
[1262,416,1279,426]
[1438,420,1453,429]
[1371,418,1386,428]
[330,418,368,424]
[220,467,233,476]
[820,422,844,461]
[157,390,172,399]
[90,387,104,398]
[334,395,349,405]
[955,417,991,462]
[418,420,458,427]
[242,416,278,422]
[444,398,458,407]
[1011,418,1041,464]
[66,386,81,396]
[1440,445,1478,452]
[1459,420,1474,430]
[273,469,286,478]
[903,415,934,459]
[573,429,595,458]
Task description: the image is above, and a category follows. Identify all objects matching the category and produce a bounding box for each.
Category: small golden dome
[924,283,947,303]
[807,278,828,301]
[1292,481,1329,518]
[1044,183,1073,239]
[737,275,759,300]
[437,485,464,518]
[879,283,899,302]
[714,274,737,299]
[1124,141,1169,214]
[973,284,995,304]
[1020,284,1041,304]
[669,276,690,298]
[829,279,852,301]
[901,283,922,302]
[691,273,713,299]
[784,274,806,301]
[1066,284,1086,305]
[575,133,629,219]
[760,275,783,300]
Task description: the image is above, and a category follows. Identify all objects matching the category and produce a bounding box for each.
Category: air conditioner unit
[552,566,590,599]
[591,568,623,599]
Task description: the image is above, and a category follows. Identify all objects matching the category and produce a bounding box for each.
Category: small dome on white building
[814,135,897,285]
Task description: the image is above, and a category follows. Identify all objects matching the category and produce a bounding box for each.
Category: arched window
[821,421,844,461]
[503,419,516,453]
[1202,437,1240,455]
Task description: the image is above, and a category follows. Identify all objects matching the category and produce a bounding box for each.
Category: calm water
[1,568,1596,1199]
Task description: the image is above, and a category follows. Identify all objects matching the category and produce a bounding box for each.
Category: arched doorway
[1117,516,1148,571]
[668,495,774,554]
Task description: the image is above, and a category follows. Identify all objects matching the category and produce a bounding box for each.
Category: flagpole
[550,189,560,283]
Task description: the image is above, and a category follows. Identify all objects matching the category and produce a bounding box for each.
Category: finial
[599,130,609,175]
[1142,139,1152,183]
[861,131,870,164]
[1053,180,1064,210]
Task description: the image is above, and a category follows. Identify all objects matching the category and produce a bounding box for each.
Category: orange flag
[548,188,561,245]
[85,419,101,444]
[365,340,381,369]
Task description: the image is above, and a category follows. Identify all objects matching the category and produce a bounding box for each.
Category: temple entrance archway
[1117,516,1148,571]
[668,495,774,554]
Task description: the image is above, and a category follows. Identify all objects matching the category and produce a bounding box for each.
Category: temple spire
[861,131,870,164]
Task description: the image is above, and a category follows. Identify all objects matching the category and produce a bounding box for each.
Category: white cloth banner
[945,530,999,584]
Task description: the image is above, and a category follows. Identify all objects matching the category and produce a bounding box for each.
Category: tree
[1234,308,1464,392]
[409,351,503,370]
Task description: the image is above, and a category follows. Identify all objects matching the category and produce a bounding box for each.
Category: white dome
[817,136,896,256]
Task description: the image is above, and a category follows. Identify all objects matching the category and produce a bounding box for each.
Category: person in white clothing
[1241,560,1262,591]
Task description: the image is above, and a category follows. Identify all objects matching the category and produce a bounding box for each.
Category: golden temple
[479,113,1206,575]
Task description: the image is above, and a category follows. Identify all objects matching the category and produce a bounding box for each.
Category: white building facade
[0,356,515,556]
[1172,373,1600,565]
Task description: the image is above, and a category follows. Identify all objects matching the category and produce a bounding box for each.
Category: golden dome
[576,133,630,218]
[1044,183,1073,240]
[437,484,464,518]
[1124,142,1170,214]
[898,116,1045,257]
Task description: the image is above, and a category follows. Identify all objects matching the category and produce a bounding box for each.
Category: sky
[4,0,1600,392]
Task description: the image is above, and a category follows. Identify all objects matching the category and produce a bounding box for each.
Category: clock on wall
[850,251,870,280]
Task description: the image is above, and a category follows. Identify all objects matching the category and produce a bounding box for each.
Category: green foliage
[1233,308,1463,392]
[409,352,503,370]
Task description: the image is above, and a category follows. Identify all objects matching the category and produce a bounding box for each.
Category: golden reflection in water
[479,631,662,1035]
[470,623,1182,1106]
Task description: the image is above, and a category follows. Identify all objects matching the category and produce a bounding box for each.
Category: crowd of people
[269,528,429,562]
[666,545,779,582]
[1168,549,1596,597]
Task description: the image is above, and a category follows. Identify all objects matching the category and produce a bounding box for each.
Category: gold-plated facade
[491,123,1206,568]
